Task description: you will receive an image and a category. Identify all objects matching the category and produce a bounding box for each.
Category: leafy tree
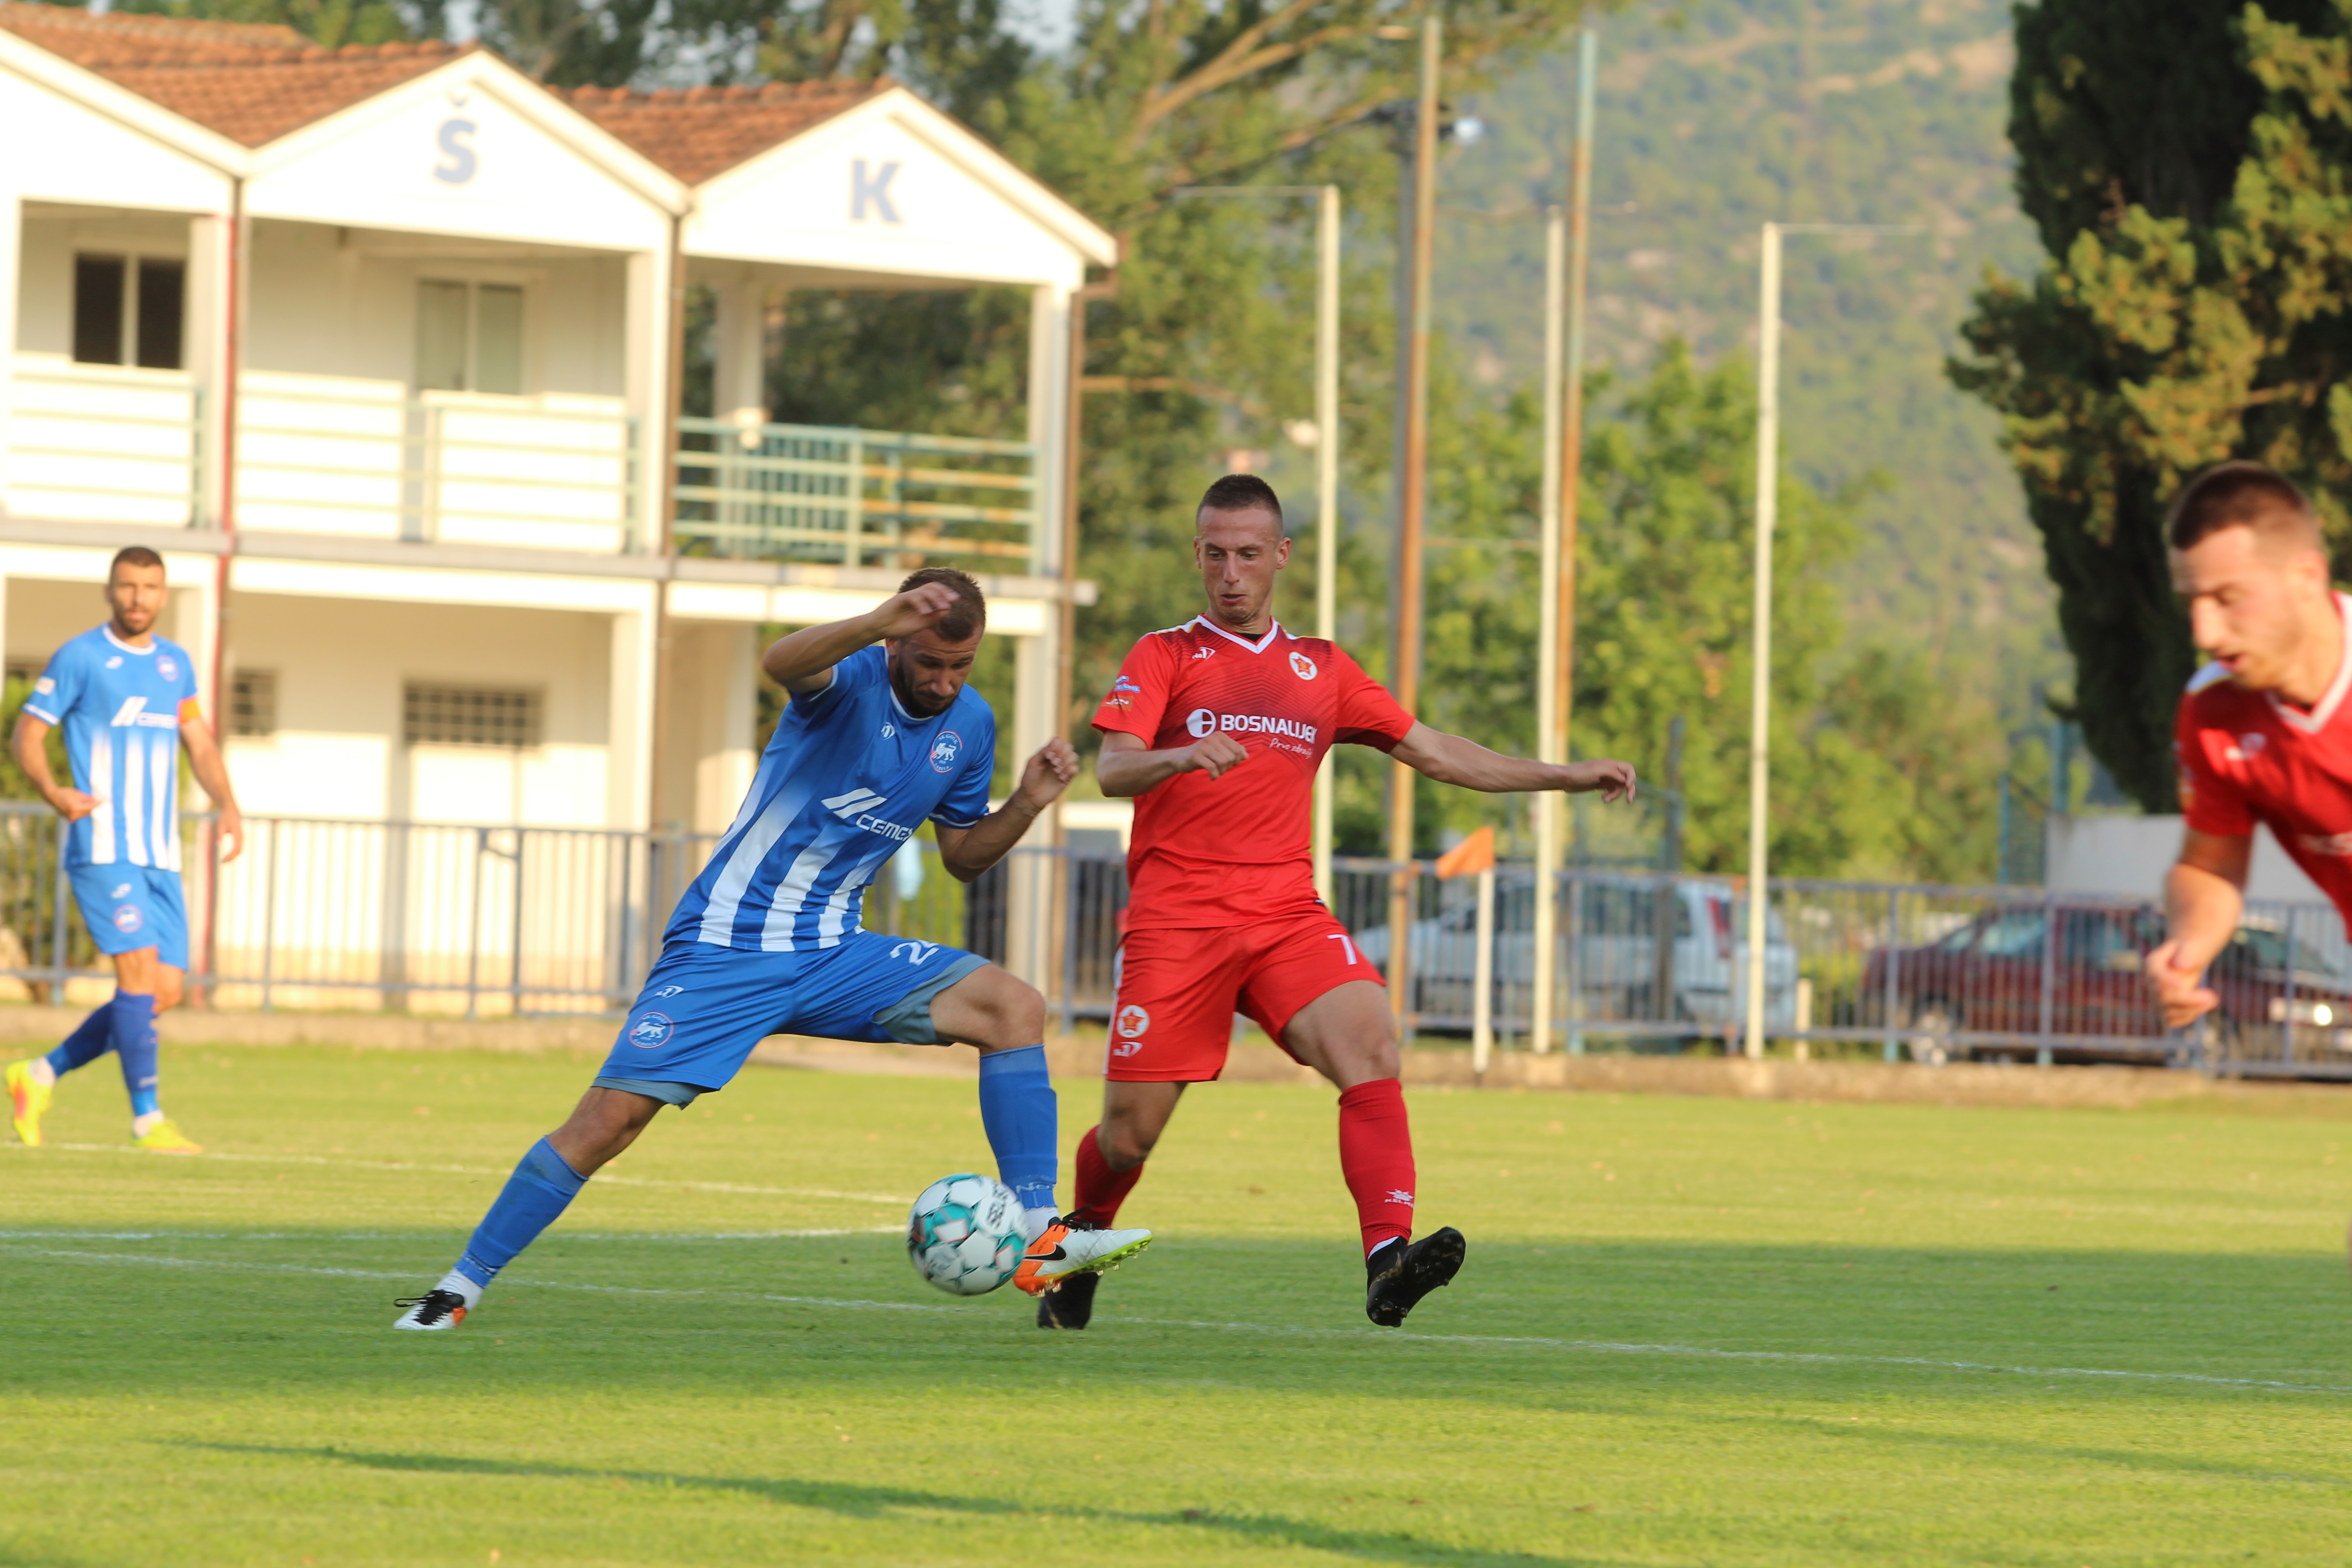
[1950,0,2345,810]
[104,0,420,47]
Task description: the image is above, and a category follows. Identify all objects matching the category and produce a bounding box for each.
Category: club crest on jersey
[1186,709,1216,738]
[1115,1004,1149,1039]
[929,731,963,773]
[627,1012,674,1048]
[112,903,142,934]
[1289,651,1318,681]
[157,656,179,682]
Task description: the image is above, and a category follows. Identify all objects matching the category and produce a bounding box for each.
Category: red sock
[1337,1078,1417,1255]
[1069,1126,1144,1227]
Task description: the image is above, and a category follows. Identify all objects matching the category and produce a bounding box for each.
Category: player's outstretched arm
[760,584,965,696]
[934,738,1078,882]
[2146,829,2249,1029]
[179,709,245,863]
[10,715,96,823]
[1388,723,1637,799]
[1094,729,1251,797]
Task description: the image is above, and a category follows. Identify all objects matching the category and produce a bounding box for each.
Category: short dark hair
[898,566,985,642]
[1198,473,1284,529]
[108,545,164,580]
[2164,461,2322,552]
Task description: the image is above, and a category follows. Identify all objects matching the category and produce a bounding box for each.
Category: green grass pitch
[7,1043,2352,1565]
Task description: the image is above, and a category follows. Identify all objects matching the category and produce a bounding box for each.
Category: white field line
[8,1241,2348,1398]
[0,1140,905,1205]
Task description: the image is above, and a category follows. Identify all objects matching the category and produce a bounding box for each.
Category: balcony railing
[4,359,206,528]
[674,416,1040,572]
[236,374,647,551]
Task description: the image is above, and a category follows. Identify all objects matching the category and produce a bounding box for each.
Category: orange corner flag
[1434,825,1496,880]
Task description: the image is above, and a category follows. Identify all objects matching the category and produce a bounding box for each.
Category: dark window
[403,682,541,748]
[73,254,126,365]
[229,670,277,739]
[135,259,185,370]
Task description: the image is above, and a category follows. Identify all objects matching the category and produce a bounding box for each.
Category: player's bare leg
[1283,981,1465,1327]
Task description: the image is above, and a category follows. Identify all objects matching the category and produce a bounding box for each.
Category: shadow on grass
[173,1442,1615,1567]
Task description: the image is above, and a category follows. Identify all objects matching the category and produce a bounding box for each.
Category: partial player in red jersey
[1039,474,1637,1332]
[2151,461,2352,1266]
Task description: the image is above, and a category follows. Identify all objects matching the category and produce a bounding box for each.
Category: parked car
[1860,901,2352,1064]
[1353,875,1799,1042]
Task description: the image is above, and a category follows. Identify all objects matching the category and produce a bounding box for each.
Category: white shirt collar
[2268,592,2352,735]
[1190,615,1282,654]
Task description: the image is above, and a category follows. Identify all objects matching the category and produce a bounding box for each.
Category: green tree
[104,0,420,47]
[1950,0,2347,810]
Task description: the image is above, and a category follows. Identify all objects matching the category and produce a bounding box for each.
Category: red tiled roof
[0,2,462,145]
[0,5,882,173]
[564,80,887,185]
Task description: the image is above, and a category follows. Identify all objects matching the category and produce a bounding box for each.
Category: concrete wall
[2046,813,2331,906]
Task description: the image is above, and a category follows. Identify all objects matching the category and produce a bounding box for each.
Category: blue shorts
[67,863,188,970]
[593,931,990,1105]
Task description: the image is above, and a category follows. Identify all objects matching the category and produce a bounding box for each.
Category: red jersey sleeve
[1092,636,1175,743]
[1331,647,1415,752]
[2176,691,2255,837]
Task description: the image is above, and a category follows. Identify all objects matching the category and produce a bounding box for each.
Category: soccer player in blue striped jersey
[393,568,1150,1330]
[5,546,245,1153]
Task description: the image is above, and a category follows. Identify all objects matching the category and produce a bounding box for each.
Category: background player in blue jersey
[5,546,244,1154]
[393,568,1150,1330]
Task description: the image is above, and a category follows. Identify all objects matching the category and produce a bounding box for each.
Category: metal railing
[1,800,2343,1078]
[673,416,1040,571]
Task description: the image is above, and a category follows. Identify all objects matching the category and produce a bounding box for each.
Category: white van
[1352,875,1799,1037]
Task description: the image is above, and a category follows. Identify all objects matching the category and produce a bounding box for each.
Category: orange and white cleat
[1012,1217,1152,1297]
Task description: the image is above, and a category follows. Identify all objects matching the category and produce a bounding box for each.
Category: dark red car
[1860,900,2352,1064]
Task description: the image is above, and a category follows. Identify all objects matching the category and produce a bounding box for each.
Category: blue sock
[453,1138,588,1289]
[976,1044,1058,1214]
[45,1004,114,1078]
[110,992,159,1120]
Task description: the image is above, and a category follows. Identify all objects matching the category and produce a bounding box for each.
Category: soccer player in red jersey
[2148,461,2352,1265]
[1040,474,1637,1331]
[2152,461,2352,1023]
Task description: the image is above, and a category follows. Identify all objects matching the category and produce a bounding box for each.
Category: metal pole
[1313,183,1343,906]
[2283,905,2299,1064]
[1882,887,1901,1062]
[1387,12,1440,1033]
[1556,24,1597,762]
[1472,863,1496,1075]
[1743,222,1781,1060]
[260,819,277,1012]
[1533,206,1565,1055]
[2038,884,2056,1066]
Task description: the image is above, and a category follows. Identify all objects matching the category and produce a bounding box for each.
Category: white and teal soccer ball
[906,1173,1027,1296]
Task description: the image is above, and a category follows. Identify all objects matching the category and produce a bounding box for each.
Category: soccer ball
[906,1173,1027,1296]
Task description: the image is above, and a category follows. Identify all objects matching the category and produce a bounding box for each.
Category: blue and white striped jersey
[24,625,201,872]
[666,645,996,951]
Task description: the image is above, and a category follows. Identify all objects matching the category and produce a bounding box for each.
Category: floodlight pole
[1743,220,1926,1060]
[1743,222,1782,1061]
[1534,24,1597,1055]
[1386,11,1441,1033]
[1171,182,1343,898]
[1313,182,1343,903]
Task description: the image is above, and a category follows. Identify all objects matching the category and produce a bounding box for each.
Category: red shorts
[1105,909,1382,1081]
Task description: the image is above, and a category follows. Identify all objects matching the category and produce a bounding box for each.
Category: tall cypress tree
[1952,0,2344,810]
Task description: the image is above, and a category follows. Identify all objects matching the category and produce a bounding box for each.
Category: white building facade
[0,6,1112,1007]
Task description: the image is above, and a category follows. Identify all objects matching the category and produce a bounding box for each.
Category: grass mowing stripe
[15,1240,2349,1398]
[0,1139,905,1203]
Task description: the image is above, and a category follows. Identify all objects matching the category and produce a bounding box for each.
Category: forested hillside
[1444,0,2063,730]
